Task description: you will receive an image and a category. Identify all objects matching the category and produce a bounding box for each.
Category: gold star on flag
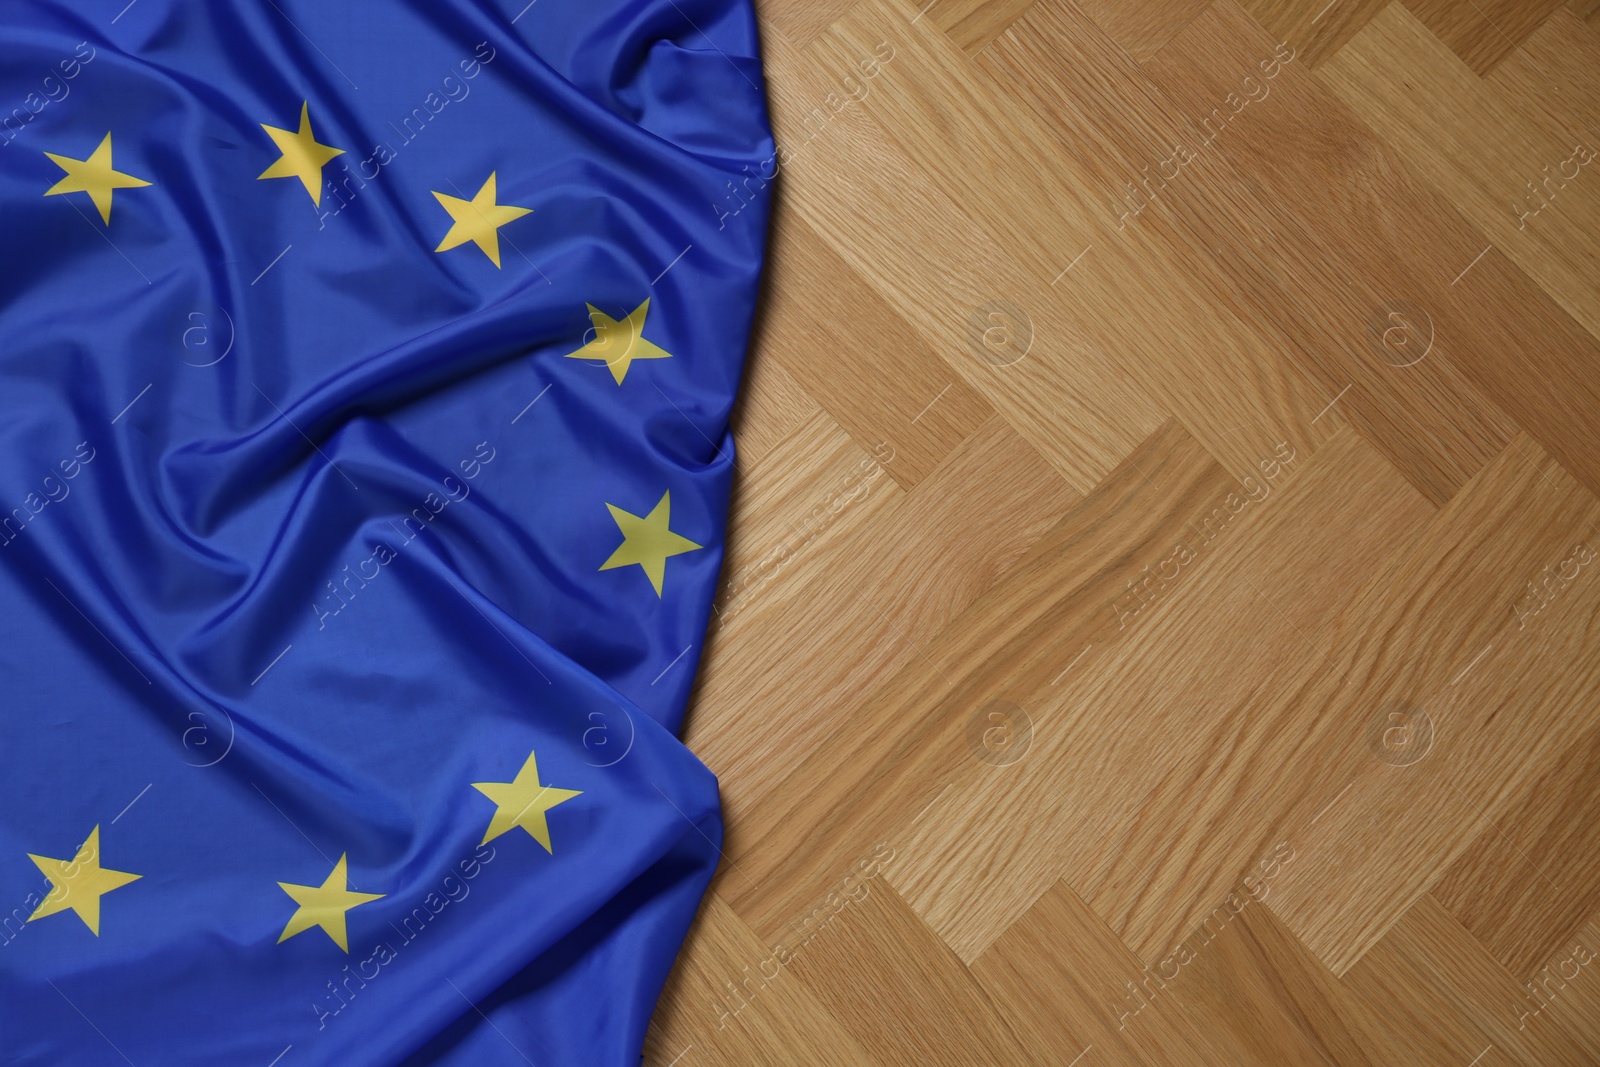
[27,825,141,935]
[432,172,532,268]
[566,299,672,384]
[277,853,384,953]
[257,101,345,205]
[600,490,702,596]
[43,133,151,225]
[472,750,582,852]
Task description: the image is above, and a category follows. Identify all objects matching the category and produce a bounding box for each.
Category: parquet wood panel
[977,0,1347,483]
[762,20,1165,494]
[1401,0,1567,74]
[778,871,1038,1065]
[1073,0,1213,61]
[1433,721,1600,982]
[646,0,1600,1061]
[689,414,1077,821]
[1342,895,1598,1064]
[1239,0,1390,67]
[643,893,879,1066]
[758,193,995,490]
[1319,4,1600,353]
[1143,0,1518,505]
[970,878,1257,1065]
[889,425,1435,964]
[923,0,1040,55]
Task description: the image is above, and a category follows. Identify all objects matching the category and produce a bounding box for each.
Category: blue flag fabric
[0,2,770,1063]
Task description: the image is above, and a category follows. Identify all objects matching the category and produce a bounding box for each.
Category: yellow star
[27,825,141,936]
[566,299,673,384]
[472,750,582,852]
[258,101,345,206]
[43,133,151,225]
[600,490,702,596]
[431,172,532,268]
[277,853,384,953]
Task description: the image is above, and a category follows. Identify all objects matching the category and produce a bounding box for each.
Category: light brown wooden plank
[925,0,1040,54]
[1073,0,1213,62]
[1057,433,1594,978]
[760,197,994,490]
[646,891,881,1066]
[1499,8,1600,137]
[716,409,904,629]
[691,415,1079,821]
[1319,4,1600,349]
[1142,0,1518,504]
[1512,908,1600,1055]
[782,873,1039,1065]
[976,0,1347,486]
[759,0,861,50]
[1263,437,1600,973]
[732,351,822,467]
[1433,716,1600,982]
[721,419,1233,939]
[888,424,1431,963]
[971,879,1264,1066]
[1343,895,1597,1065]
[1402,0,1566,73]
[1062,426,1433,961]
[1153,897,1387,1066]
[762,21,1166,493]
[1239,0,1391,67]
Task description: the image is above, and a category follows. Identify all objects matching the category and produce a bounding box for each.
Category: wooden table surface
[648,1,1600,1063]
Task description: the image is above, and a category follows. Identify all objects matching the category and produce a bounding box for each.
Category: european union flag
[0,1,770,1063]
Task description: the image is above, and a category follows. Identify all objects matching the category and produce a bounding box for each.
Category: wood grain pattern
[647,0,1600,1061]
[1239,0,1391,67]
[970,878,1258,1065]
[644,893,879,1065]
[1073,0,1213,62]
[762,18,1165,493]
[779,870,1038,1064]
[1143,0,1518,504]
[923,0,1040,55]
[977,0,1347,483]
[759,196,994,490]
[690,414,1077,821]
[1401,0,1567,74]
[1259,437,1600,971]
[1433,722,1600,982]
[1319,4,1600,360]
[1342,895,1598,1064]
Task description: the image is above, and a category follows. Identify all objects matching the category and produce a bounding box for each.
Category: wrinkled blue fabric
[0,1,770,1063]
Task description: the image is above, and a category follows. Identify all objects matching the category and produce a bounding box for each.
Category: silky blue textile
[0,1,771,1063]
